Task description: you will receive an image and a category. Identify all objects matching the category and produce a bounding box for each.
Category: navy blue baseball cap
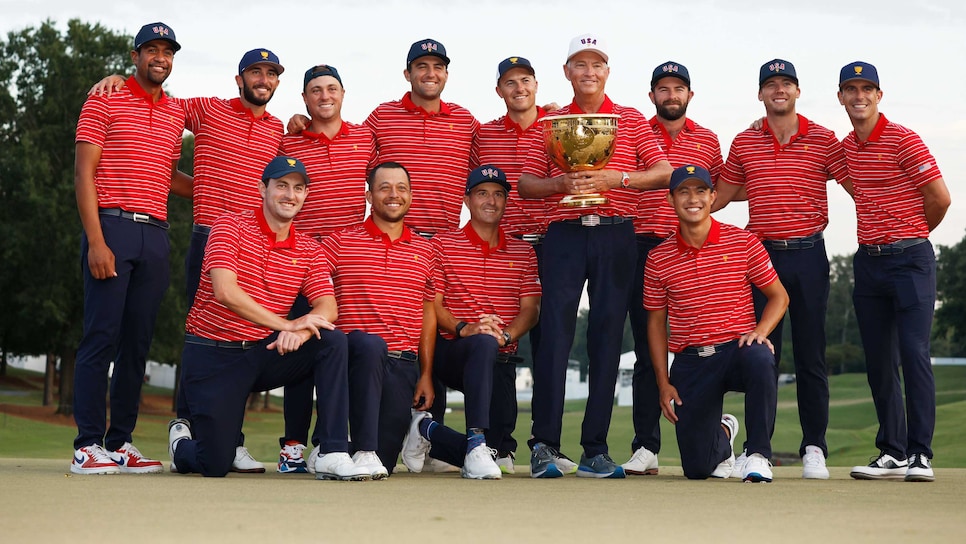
[407,38,450,68]
[262,156,310,185]
[669,165,713,191]
[303,64,343,90]
[839,61,879,88]
[466,165,511,194]
[134,22,181,52]
[497,56,535,82]
[651,61,690,88]
[238,49,284,75]
[759,58,798,86]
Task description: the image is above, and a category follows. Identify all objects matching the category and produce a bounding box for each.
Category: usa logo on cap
[422,42,438,53]
[481,167,500,179]
[662,64,679,74]
[153,25,170,37]
[581,37,597,45]
[769,62,786,73]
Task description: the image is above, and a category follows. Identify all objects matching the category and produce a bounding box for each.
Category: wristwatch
[502,331,512,345]
[455,321,469,338]
[620,171,631,188]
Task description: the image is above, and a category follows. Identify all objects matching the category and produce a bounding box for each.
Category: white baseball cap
[566,33,609,63]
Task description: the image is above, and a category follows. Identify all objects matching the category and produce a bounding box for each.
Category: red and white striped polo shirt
[433,224,541,352]
[636,117,723,237]
[364,93,480,234]
[644,219,779,353]
[843,114,943,244]
[75,76,184,221]
[280,121,376,238]
[320,217,437,352]
[719,115,849,240]
[186,209,334,342]
[473,108,549,236]
[183,97,284,226]
[520,96,666,222]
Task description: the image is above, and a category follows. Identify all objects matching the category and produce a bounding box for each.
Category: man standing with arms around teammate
[712,59,851,479]
[518,33,671,479]
[167,156,365,480]
[622,61,723,477]
[319,162,438,476]
[364,38,479,236]
[647,165,788,482]
[70,22,185,475]
[838,62,950,483]
[402,165,541,479]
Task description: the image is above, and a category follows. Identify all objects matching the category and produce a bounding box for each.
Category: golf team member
[646,165,788,482]
[518,33,671,479]
[713,59,850,479]
[319,162,438,476]
[364,38,480,236]
[464,56,548,472]
[168,156,364,480]
[276,64,377,473]
[838,62,950,483]
[623,61,723,477]
[402,165,541,479]
[71,22,185,475]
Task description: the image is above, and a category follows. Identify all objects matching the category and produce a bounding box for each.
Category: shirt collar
[302,121,351,144]
[363,216,413,247]
[865,114,889,144]
[568,94,615,114]
[228,97,272,121]
[401,92,452,117]
[502,106,548,134]
[462,223,507,256]
[762,114,810,143]
[674,217,721,252]
[648,116,696,142]
[125,75,168,105]
[255,207,297,249]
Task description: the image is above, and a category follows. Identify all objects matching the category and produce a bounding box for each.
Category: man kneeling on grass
[645,165,788,482]
[167,156,365,480]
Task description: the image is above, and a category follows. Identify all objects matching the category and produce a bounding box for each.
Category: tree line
[1,20,963,413]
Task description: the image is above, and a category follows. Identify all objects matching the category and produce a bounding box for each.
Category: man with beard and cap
[837,61,950,483]
[518,33,671,479]
[713,59,851,480]
[90,48,287,473]
[622,61,723,477]
[71,22,186,475]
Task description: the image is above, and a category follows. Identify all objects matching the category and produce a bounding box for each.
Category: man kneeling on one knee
[644,165,788,482]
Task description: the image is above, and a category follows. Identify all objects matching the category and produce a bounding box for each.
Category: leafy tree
[934,233,966,356]
[825,253,864,374]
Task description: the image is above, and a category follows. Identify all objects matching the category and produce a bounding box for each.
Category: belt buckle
[697,345,716,357]
[867,245,883,256]
[240,340,252,349]
[771,239,789,250]
[580,214,601,227]
[132,212,150,224]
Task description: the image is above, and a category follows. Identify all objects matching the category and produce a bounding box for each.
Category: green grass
[2,366,965,467]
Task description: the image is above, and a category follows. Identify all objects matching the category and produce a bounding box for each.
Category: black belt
[99,208,169,230]
[860,238,928,256]
[192,223,212,235]
[561,215,628,227]
[511,233,545,246]
[496,353,524,365]
[387,350,418,362]
[184,333,258,350]
[679,339,739,357]
[762,231,824,251]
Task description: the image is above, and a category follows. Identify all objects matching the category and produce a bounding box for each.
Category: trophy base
[559,194,608,208]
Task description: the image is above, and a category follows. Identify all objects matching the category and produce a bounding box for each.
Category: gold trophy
[541,113,620,208]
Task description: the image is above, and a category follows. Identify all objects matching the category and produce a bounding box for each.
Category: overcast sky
[5,0,964,258]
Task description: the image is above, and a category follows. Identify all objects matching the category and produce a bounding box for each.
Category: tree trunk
[263,390,271,410]
[43,352,57,406]
[247,392,260,411]
[56,350,76,416]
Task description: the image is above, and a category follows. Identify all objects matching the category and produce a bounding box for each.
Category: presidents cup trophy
[541,113,620,208]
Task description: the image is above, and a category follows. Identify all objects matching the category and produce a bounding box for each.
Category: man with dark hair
[838,62,950,483]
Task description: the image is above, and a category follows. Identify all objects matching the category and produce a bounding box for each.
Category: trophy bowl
[541,113,620,208]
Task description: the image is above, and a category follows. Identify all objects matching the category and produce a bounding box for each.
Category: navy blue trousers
[172,329,349,477]
[73,216,170,451]
[752,240,830,457]
[627,234,665,455]
[671,342,778,479]
[852,242,936,460]
[529,220,636,457]
[376,349,421,475]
